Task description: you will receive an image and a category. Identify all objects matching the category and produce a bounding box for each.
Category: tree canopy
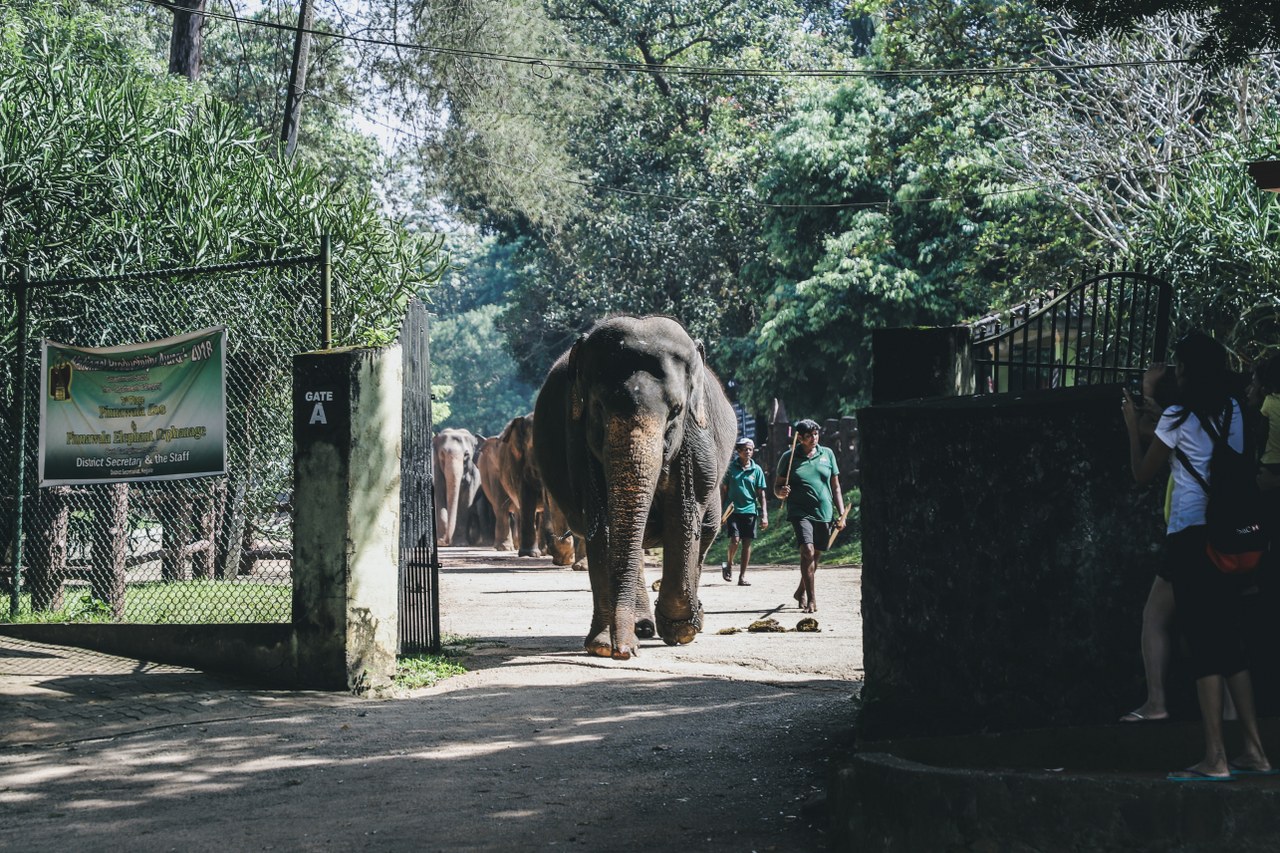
[1038,1,1280,65]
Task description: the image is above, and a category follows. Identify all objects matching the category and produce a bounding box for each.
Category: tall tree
[1038,1,1280,65]
[995,13,1280,255]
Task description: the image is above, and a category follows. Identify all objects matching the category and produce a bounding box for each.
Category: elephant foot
[635,618,655,639]
[572,560,588,572]
[585,626,612,658]
[518,548,542,558]
[611,645,636,661]
[655,600,703,646]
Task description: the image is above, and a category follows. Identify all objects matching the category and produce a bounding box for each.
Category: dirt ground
[1,546,863,852]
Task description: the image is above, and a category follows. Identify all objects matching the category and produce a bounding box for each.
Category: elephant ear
[689,342,709,429]
[567,336,586,421]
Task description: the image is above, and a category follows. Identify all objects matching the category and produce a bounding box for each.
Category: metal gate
[398,298,439,654]
[971,268,1172,394]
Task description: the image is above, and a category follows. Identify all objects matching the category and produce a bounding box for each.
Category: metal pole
[320,233,332,349]
[9,269,29,618]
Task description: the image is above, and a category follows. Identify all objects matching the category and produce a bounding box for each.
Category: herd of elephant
[433,415,585,570]
[432,315,741,661]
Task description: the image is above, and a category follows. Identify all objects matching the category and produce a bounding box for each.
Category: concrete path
[1,551,862,852]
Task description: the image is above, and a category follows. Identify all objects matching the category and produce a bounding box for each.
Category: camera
[1126,374,1144,404]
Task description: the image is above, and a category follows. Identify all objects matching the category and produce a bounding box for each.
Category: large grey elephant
[533,315,736,659]
[433,428,486,547]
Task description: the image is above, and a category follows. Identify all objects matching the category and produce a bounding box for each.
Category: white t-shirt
[1155,399,1244,534]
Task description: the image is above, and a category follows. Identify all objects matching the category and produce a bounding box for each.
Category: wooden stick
[827,502,854,550]
[779,429,799,513]
[783,429,800,483]
[721,503,735,526]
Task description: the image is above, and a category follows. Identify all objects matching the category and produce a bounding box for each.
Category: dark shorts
[1166,525,1257,680]
[727,513,759,541]
[791,518,833,553]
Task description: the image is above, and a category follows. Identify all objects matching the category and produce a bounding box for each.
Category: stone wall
[858,383,1172,739]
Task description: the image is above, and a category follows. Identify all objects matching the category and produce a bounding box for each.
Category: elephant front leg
[583,534,612,657]
[654,496,707,646]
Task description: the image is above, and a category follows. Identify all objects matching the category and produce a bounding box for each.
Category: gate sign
[38,327,228,486]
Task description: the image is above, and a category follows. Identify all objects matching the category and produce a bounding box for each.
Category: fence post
[8,268,29,618]
[320,233,332,350]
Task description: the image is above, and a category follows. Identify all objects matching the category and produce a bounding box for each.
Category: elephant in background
[433,428,489,547]
[533,315,736,659]
[542,490,586,571]
[478,413,542,557]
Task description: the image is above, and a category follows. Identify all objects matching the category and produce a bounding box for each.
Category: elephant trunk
[442,456,463,546]
[602,413,663,659]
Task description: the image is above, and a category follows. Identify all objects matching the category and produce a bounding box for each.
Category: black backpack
[1175,399,1269,573]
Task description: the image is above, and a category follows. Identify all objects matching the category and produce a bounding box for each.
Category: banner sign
[39,327,228,485]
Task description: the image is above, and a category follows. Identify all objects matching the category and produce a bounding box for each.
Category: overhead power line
[145,0,1269,81]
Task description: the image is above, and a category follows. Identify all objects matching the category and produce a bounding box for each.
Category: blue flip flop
[1167,768,1234,782]
[1229,764,1280,777]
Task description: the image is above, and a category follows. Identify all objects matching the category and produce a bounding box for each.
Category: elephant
[542,490,586,571]
[533,314,737,659]
[433,428,488,547]
[478,413,542,557]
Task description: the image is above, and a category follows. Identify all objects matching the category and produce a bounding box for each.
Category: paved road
[1,550,862,852]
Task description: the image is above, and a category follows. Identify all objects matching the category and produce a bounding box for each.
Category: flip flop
[721,564,732,582]
[1119,710,1169,724]
[1167,768,1234,783]
[738,579,751,586]
[1229,764,1280,777]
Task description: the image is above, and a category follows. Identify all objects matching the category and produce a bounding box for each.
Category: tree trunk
[167,0,206,81]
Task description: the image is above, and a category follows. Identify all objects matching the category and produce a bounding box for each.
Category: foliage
[1037,0,1280,65]
[732,1,1087,415]
[0,0,443,349]
[198,2,382,190]
[995,12,1280,257]
[430,304,537,435]
[395,653,468,689]
[1135,121,1280,360]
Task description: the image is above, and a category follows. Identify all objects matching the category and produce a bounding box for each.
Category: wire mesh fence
[2,251,325,623]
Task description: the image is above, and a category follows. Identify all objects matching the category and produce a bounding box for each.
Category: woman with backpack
[1121,330,1273,781]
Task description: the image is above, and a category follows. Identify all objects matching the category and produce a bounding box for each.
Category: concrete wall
[858,384,1170,739]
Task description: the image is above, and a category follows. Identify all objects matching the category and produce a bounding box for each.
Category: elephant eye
[669,403,682,419]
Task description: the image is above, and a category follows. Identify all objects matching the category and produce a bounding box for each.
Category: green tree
[430,304,537,435]
[732,1,1087,415]
[0,0,441,344]
[1137,119,1280,358]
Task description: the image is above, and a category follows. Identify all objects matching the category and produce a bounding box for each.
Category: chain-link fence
[2,250,326,623]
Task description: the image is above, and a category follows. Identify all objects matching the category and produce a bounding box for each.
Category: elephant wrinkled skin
[533,315,736,659]
[433,428,489,547]
[479,414,542,557]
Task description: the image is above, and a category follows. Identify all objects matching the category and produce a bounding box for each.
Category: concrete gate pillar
[291,345,402,692]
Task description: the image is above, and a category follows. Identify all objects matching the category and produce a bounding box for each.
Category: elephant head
[433,428,482,547]
[534,315,736,659]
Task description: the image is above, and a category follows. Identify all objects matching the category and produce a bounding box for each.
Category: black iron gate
[971,269,1172,394]
[398,298,439,654]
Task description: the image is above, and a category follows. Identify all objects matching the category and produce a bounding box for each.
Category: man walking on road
[721,437,769,585]
[774,419,845,613]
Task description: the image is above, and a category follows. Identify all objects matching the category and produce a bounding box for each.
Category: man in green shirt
[774,419,845,613]
[721,437,769,585]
